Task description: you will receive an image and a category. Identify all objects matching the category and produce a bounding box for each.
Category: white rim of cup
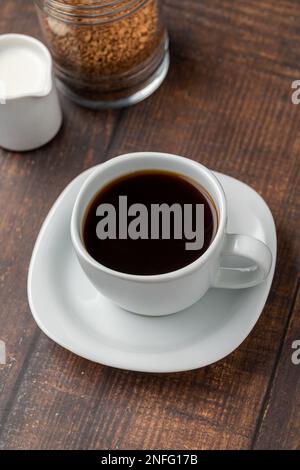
[71,153,227,283]
[0,33,53,100]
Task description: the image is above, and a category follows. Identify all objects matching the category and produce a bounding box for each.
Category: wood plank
[253,280,300,449]
[0,0,300,450]
[165,0,300,79]
[0,0,120,443]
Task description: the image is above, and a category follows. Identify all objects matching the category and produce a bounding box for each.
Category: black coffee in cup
[83,170,218,275]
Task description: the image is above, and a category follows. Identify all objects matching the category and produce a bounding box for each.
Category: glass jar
[35,0,169,109]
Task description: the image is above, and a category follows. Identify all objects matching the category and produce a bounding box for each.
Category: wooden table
[0,0,299,450]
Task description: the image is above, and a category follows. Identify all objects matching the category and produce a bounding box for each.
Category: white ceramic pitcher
[0,34,62,152]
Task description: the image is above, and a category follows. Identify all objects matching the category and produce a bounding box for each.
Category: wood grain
[0,0,300,450]
[253,279,300,450]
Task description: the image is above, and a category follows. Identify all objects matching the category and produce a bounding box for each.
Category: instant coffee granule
[38,0,165,90]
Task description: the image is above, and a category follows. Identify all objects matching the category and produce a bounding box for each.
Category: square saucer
[28,168,276,372]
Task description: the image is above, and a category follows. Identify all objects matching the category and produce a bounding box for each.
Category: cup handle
[212,234,273,289]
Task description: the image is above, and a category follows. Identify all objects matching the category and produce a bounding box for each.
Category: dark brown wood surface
[0,0,299,450]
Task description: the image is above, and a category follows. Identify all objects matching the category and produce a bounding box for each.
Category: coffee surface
[83,170,218,275]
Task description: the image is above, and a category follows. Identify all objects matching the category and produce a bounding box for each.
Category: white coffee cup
[71,153,272,316]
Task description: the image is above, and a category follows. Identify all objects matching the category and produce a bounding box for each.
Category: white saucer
[28,168,277,373]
